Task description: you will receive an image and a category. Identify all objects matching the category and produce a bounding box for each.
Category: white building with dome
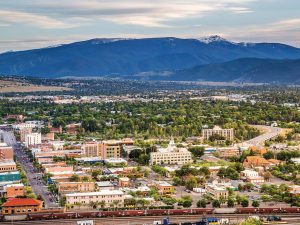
[149,139,192,165]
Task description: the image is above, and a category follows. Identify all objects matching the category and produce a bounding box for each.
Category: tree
[89,201,97,209]
[70,174,80,182]
[82,117,98,132]
[241,198,249,207]
[227,197,235,208]
[212,200,221,208]
[263,171,272,181]
[261,194,271,202]
[82,176,90,182]
[188,146,205,158]
[163,197,177,206]
[240,218,262,225]
[92,170,101,180]
[263,151,275,160]
[59,196,66,207]
[185,175,198,190]
[173,177,182,186]
[252,200,260,207]
[183,200,192,208]
[197,199,207,208]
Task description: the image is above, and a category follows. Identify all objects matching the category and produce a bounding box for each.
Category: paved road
[243,125,283,146]
[0,130,59,208]
[13,144,59,208]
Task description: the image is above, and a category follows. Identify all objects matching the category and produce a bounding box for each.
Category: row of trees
[1,98,298,140]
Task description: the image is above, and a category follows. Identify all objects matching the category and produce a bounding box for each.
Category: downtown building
[201,126,234,141]
[149,139,192,165]
[24,133,41,147]
[66,190,125,208]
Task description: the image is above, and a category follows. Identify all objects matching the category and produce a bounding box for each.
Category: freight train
[1,207,300,222]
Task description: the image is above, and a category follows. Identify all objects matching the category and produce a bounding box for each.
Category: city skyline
[1,0,300,52]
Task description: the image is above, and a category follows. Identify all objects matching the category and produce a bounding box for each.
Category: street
[1,130,59,208]
[14,143,59,208]
[243,125,283,146]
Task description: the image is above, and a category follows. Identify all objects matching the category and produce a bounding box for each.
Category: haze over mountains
[0,36,300,84]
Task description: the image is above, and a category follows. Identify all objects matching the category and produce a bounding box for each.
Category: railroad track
[2,214,300,225]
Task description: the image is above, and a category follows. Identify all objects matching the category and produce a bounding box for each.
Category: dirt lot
[0,80,72,93]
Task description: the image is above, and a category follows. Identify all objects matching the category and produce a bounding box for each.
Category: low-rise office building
[217,147,240,158]
[24,132,41,147]
[201,126,234,141]
[150,139,192,165]
[0,160,17,172]
[66,190,125,208]
[5,183,25,198]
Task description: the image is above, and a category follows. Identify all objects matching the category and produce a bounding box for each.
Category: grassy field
[0,80,72,93]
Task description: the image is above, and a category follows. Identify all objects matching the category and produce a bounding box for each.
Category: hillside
[1,36,300,80]
[166,58,300,84]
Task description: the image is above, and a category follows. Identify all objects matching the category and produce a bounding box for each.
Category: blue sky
[0,0,300,52]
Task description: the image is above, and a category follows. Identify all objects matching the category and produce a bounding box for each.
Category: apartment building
[66,190,125,208]
[25,133,41,147]
[100,139,134,159]
[0,143,14,160]
[149,139,192,165]
[81,139,134,159]
[99,140,121,159]
[20,127,32,142]
[82,142,99,157]
[57,182,95,195]
[201,126,234,141]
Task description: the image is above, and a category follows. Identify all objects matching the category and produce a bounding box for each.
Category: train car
[280,207,300,213]
[258,208,282,214]
[193,208,214,214]
[121,209,145,216]
[76,211,99,218]
[235,208,257,214]
[27,212,53,220]
[52,212,76,219]
[147,209,169,216]
[100,210,121,217]
[169,209,191,215]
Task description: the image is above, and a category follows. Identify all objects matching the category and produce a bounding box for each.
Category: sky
[0,0,300,52]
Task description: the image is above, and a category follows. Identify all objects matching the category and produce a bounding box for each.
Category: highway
[243,125,283,146]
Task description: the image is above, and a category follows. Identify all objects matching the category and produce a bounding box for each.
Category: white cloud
[1,0,256,28]
[0,9,76,29]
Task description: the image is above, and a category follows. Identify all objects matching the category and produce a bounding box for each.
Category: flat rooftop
[66,190,124,197]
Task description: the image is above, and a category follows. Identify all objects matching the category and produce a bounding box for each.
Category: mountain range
[0,35,300,83]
